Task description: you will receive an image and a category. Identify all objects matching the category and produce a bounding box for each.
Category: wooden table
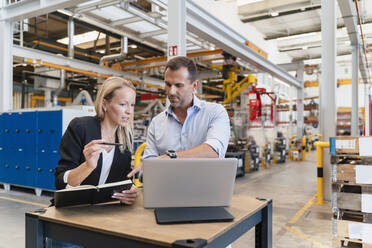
[25,192,272,248]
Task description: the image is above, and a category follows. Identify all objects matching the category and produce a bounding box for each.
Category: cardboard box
[335,136,359,154]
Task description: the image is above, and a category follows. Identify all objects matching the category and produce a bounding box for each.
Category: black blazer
[55,116,132,190]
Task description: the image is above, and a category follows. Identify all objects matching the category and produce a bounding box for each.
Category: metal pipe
[314,141,330,205]
[351,45,359,136]
[21,71,26,109]
[68,17,74,59]
[53,69,65,106]
[321,0,336,201]
[98,36,127,83]
[72,90,94,106]
[308,134,322,152]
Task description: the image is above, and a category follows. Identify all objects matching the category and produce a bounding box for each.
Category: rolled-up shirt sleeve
[143,120,160,159]
[204,105,230,158]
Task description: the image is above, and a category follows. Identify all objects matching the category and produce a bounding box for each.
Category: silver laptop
[143,158,237,208]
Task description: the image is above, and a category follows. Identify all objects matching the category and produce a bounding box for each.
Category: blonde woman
[54,77,138,205]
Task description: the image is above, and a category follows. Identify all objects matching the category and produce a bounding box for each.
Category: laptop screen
[143,158,237,208]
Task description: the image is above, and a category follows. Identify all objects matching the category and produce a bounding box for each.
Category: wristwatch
[166,150,177,159]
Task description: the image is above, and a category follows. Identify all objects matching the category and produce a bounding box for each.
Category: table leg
[25,213,44,248]
[255,200,272,248]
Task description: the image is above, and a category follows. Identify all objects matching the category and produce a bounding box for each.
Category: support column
[167,0,186,60]
[0,20,13,112]
[351,45,359,136]
[321,0,337,201]
[296,62,304,138]
[365,85,370,136]
[68,17,74,59]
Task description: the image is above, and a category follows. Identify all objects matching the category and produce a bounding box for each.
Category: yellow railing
[302,135,307,161]
[308,134,322,152]
[133,143,146,187]
[314,141,329,205]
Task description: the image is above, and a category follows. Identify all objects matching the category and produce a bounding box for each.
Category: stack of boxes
[331,136,372,247]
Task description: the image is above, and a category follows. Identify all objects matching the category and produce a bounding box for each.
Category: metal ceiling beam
[186,0,302,88]
[12,45,164,86]
[74,0,120,13]
[338,0,369,84]
[119,1,208,50]
[58,9,166,52]
[265,19,372,40]
[111,16,142,26]
[278,62,304,72]
[0,0,91,21]
[139,29,167,38]
[241,5,321,23]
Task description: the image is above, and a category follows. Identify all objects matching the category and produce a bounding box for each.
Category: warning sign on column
[168,45,178,57]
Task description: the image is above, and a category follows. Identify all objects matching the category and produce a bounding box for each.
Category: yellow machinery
[261,143,272,168]
[210,64,257,104]
[288,135,302,161]
[133,143,146,187]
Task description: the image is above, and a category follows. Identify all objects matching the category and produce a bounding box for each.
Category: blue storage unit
[0,113,4,182]
[36,147,60,190]
[17,112,37,147]
[0,107,95,192]
[37,110,62,150]
[2,113,13,149]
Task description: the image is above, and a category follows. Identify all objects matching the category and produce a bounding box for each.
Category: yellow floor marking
[288,194,316,224]
[283,225,329,248]
[283,194,329,247]
[234,177,261,191]
[0,195,48,208]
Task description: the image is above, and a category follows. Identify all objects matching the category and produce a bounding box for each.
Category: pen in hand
[102,142,124,146]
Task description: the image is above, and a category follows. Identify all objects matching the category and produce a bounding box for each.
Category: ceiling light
[129,44,137,49]
[270,12,279,17]
[57,31,105,45]
[237,0,264,6]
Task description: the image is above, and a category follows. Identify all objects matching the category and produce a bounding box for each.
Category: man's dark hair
[164,56,198,83]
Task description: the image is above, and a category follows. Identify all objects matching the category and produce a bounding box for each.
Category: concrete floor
[0,151,332,248]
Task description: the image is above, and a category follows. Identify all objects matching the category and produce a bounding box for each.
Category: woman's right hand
[83,139,105,169]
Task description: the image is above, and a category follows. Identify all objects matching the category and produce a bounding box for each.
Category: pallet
[335,220,372,244]
[333,238,372,248]
[333,164,372,185]
[335,136,359,155]
[333,184,372,216]
[334,210,372,224]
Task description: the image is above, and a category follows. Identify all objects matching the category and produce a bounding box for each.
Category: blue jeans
[45,237,84,248]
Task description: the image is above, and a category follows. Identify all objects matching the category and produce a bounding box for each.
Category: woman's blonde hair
[95,77,136,153]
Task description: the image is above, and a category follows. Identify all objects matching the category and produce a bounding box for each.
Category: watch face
[167,150,177,158]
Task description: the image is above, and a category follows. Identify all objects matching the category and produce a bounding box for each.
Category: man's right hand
[83,139,105,169]
[127,163,142,178]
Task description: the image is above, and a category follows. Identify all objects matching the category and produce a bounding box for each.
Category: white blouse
[63,147,115,188]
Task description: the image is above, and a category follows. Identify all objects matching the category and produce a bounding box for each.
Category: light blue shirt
[143,95,230,159]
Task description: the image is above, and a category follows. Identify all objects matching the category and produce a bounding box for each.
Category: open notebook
[54,180,132,208]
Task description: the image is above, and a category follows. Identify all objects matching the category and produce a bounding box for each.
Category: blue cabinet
[2,113,13,148]
[36,147,59,190]
[0,108,93,191]
[17,112,37,147]
[37,111,62,150]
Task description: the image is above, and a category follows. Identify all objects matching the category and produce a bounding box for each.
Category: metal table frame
[26,199,272,248]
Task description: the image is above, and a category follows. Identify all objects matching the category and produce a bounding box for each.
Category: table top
[34,192,267,247]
